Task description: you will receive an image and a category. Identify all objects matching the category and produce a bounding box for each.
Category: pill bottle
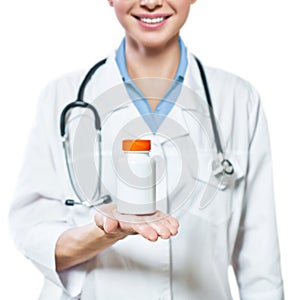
[116,139,156,215]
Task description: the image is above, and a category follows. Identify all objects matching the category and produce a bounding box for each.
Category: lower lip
[136,18,168,29]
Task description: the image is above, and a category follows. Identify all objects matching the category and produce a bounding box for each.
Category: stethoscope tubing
[193,56,224,156]
[60,57,107,138]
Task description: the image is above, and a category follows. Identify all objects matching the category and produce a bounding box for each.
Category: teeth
[140,17,165,24]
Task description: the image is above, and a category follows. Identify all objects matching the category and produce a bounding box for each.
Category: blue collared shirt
[115,37,188,132]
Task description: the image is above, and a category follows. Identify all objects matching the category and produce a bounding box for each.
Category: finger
[130,223,158,242]
[165,216,180,229]
[149,218,179,238]
[147,211,179,230]
[150,222,171,239]
[163,218,179,236]
[147,213,179,237]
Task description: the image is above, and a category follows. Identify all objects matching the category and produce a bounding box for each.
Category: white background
[1,0,299,299]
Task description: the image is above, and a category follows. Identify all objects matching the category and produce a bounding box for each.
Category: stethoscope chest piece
[221,159,234,175]
[212,157,235,177]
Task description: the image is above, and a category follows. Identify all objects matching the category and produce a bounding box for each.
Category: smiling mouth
[134,15,171,25]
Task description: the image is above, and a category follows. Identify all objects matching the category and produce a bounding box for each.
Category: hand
[94,204,179,242]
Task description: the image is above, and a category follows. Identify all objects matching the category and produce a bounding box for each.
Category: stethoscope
[60,56,234,207]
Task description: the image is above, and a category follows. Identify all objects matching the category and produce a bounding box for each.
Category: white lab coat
[9,50,284,300]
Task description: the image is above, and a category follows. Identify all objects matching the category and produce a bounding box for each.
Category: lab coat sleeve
[232,88,284,300]
[9,81,88,299]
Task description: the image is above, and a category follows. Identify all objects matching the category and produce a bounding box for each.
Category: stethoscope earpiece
[64,195,112,207]
[65,199,80,206]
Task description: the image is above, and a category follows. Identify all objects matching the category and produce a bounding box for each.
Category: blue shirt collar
[115,37,188,133]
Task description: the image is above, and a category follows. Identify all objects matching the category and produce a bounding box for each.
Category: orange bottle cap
[122,139,151,151]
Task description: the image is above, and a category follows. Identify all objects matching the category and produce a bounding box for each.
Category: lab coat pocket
[189,152,247,226]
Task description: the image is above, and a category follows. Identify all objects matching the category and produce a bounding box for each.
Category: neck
[125,35,181,80]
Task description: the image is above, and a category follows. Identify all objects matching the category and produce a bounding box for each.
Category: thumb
[94,212,105,230]
[102,215,119,233]
[94,213,119,233]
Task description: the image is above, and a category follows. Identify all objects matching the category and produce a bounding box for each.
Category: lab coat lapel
[149,69,206,213]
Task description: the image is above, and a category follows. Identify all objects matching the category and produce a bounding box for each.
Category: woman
[9,0,284,299]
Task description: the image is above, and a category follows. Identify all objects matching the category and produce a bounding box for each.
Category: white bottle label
[116,151,156,215]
